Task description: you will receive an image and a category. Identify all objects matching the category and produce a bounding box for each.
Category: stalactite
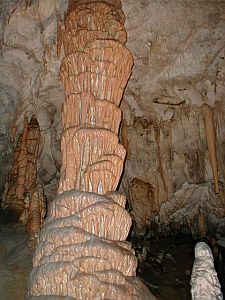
[154,123,168,205]
[2,114,41,217]
[2,115,29,214]
[26,1,154,299]
[202,104,219,194]
[16,115,29,208]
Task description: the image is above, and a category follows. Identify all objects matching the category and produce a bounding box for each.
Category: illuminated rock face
[191,242,223,300]
[27,1,154,299]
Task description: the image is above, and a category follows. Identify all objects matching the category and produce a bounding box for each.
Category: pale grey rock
[0,0,68,197]
[159,182,225,234]
[191,242,223,300]
[120,0,225,233]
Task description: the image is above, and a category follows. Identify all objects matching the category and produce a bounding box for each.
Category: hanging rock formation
[118,0,225,236]
[27,1,154,299]
[202,104,219,194]
[2,114,41,217]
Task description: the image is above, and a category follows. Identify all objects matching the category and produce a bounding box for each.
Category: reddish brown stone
[3,114,41,217]
[62,93,122,133]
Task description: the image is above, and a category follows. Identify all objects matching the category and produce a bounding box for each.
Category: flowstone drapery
[27,1,154,299]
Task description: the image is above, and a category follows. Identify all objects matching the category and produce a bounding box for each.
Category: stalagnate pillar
[27,1,154,299]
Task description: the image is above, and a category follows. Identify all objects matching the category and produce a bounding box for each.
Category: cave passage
[0,0,225,299]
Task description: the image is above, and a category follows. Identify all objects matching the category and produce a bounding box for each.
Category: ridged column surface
[27,1,153,299]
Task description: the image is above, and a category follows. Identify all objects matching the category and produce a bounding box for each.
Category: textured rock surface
[2,114,41,216]
[0,0,68,200]
[120,0,225,234]
[26,186,46,246]
[27,1,154,299]
[0,0,225,236]
[191,242,223,300]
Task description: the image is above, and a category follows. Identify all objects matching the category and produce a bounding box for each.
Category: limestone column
[27,1,154,299]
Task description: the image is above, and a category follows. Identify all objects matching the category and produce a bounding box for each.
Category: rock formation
[20,186,47,247]
[2,114,41,217]
[0,0,225,240]
[191,242,223,300]
[202,104,219,194]
[119,0,225,235]
[159,183,225,237]
[26,1,154,299]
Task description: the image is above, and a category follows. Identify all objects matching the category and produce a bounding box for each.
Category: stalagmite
[202,104,219,194]
[191,242,223,300]
[19,186,47,247]
[27,1,154,299]
[28,187,47,245]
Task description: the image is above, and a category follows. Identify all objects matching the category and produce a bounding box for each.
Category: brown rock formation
[19,186,47,247]
[129,178,155,236]
[2,114,41,217]
[27,1,154,299]
[202,104,219,194]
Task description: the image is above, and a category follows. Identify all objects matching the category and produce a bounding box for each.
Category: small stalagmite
[27,1,154,299]
[19,186,47,247]
[202,104,219,194]
[28,187,46,238]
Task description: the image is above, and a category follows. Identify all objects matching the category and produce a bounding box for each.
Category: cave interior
[0,0,225,299]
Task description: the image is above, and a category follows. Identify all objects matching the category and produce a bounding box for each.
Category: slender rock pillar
[27,1,154,299]
[202,104,219,194]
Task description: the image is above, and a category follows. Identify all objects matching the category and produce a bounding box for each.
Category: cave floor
[0,209,196,300]
[0,209,224,300]
[136,235,225,299]
[136,236,196,300]
[0,209,32,300]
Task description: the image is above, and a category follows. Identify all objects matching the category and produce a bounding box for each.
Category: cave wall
[0,0,225,235]
[120,0,225,235]
[0,0,68,199]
